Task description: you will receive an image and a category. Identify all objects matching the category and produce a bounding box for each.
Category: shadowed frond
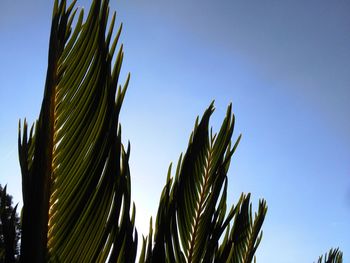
[18,0,137,261]
[215,195,267,263]
[140,103,267,263]
[316,248,343,263]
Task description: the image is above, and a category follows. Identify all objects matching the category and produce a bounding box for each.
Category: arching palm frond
[18,0,137,261]
[316,248,343,263]
[139,103,267,263]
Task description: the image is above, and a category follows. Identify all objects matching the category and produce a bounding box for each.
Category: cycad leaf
[218,194,267,263]
[141,103,266,263]
[18,0,136,261]
[175,102,232,262]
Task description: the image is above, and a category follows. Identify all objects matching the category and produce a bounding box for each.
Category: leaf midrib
[187,146,213,263]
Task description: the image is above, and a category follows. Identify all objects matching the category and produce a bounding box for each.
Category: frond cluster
[5,0,342,262]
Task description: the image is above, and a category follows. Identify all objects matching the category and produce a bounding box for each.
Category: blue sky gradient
[0,0,349,262]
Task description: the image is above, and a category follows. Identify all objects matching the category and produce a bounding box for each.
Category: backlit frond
[140,103,267,263]
[18,0,137,261]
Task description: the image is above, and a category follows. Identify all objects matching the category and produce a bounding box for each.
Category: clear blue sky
[0,0,349,262]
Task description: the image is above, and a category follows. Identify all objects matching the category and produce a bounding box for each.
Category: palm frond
[316,248,343,263]
[140,103,267,263]
[18,0,136,261]
[215,195,267,263]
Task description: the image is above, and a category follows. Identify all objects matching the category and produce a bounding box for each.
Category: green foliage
[0,185,20,263]
[16,0,268,261]
[139,103,267,263]
[0,0,341,262]
[18,0,136,261]
[316,248,343,263]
